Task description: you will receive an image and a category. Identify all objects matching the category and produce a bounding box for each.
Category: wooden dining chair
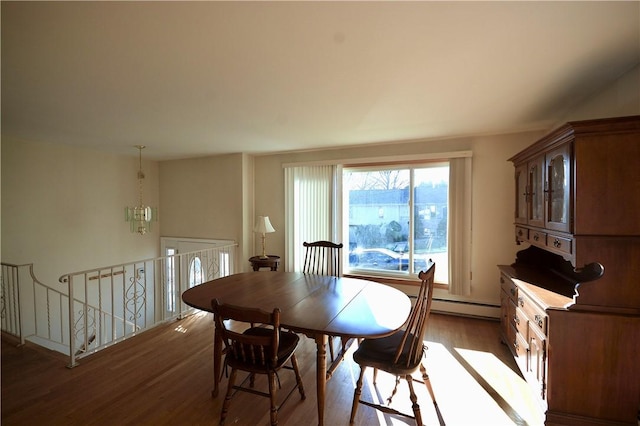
[302,240,343,276]
[302,240,347,362]
[349,260,437,426]
[211,299,306,426]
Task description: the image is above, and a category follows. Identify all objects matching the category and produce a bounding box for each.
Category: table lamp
[254,216,275,259]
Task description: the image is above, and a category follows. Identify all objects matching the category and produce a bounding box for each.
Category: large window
[343,164,449,283]
[284,152,471,294]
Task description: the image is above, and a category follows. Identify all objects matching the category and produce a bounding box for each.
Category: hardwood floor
[2,312,545,426]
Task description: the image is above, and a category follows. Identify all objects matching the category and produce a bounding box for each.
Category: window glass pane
[344,164,449,281]
[345,169,411,274]
[414,166,449,282]
[189,256,203,288]
[166,248,176,312]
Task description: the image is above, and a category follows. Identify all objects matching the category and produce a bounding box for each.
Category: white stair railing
[1,242,237,368]
[1,262,71,354]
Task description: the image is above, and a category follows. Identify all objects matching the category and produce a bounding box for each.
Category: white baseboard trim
[431,298,500,320]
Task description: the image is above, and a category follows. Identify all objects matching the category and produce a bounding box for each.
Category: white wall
[555,63,640,126]
[158,153,253,270]
[1,138,160,287]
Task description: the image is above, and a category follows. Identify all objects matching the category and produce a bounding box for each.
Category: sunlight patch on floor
[174,324,188,333]
[455,347,545,426]
[351,341,538,425]
[173,310,210,333]
[424,341,524,426]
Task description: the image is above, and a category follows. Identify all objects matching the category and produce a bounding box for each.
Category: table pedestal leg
[315,333,328,426]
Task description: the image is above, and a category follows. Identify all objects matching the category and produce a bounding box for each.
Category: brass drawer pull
[553,238,561,248]
[514,314,520,325]
[518,296,524,307]
[534,314,544,328]
[510,288,516,297]
[533,234,540,241]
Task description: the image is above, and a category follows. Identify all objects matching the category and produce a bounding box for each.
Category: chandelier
[125,145,157,235]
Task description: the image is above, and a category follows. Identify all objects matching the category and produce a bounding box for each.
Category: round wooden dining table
[182,271,411,426]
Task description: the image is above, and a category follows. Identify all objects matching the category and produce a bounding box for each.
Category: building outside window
[343,164,449,282]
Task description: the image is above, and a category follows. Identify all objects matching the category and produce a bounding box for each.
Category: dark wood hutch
[498,115,640,425]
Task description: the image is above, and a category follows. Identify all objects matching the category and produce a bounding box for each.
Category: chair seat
[248,327,299,361]
[226,327,300,372]
[353,331,424,375]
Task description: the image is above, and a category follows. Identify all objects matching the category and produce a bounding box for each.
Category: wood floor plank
[2,312,544,425]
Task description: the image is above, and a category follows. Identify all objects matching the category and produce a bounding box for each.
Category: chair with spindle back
[302,240,348,362]
[302,240,343,276]
[349,260,438,426]
[211,299,306,426]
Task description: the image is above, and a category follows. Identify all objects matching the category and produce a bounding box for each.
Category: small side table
[249,255,280,271]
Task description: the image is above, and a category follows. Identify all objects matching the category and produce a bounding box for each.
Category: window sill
[344,273,447,289]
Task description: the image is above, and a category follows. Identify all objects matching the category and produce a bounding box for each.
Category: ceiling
[2,1,639,160]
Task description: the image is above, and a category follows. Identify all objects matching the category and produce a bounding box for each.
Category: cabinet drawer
[528,229,546,245]
[500,273,518,303]
[513,329,528,359]
[519,293,548,335]
[515,226,528,243]
[504,310,516,353]
[547,233,572,256]
[514,307,528,337]
[529,310,547,335]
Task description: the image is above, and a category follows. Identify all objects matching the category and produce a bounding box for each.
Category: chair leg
[350,366,366,424]
[405,374,423,426]
[419,362,437,406]
[290,354,306,400]
[220,368,237,425]
[387,374,402,404]
[268,371,278,426]
[328,336,336,361]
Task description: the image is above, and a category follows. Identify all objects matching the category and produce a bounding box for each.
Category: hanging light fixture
[125,145,157,235]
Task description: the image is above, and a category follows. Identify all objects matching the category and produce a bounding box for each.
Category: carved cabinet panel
[514,154,546,228]
[544,143,571,233]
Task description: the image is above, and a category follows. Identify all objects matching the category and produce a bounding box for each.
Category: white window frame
[283,151,471,295]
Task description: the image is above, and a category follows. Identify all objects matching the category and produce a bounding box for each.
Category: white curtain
[448,156,472,295]
[284,165,336,272]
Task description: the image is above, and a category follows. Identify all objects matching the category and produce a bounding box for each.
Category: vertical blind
[448,156,472,296]
[284,165,336,272]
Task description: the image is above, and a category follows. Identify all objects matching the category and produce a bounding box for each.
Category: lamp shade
[254,216,275,234]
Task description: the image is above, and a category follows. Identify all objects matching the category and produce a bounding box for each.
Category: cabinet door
[514,163,529,224]
[528,156,545,228]
[545,143,571,232]
[527,323,547,401]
